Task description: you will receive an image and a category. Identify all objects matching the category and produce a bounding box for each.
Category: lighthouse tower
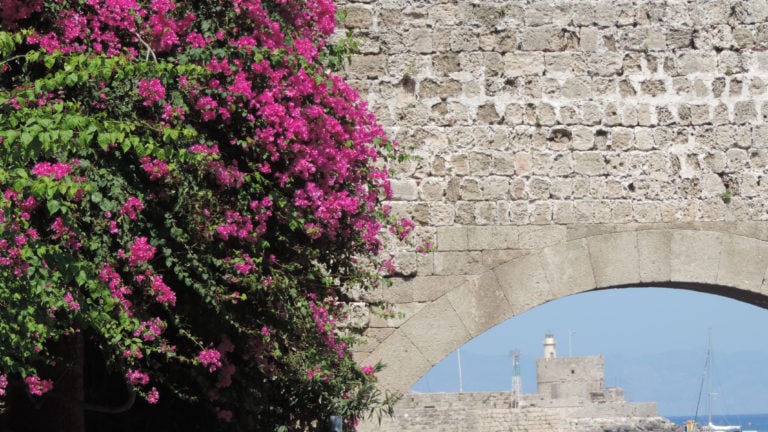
[543,332,557,359]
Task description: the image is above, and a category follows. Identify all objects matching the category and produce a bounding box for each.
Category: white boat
[687,330,741,432]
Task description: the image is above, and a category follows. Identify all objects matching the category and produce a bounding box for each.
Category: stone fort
[333,0,768,429]
[371,333,673,431]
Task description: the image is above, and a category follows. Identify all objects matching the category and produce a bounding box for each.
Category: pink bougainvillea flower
[25,375,53,396]
[198,348,222,372]
[128,236,156,266]
[146,387,159,404]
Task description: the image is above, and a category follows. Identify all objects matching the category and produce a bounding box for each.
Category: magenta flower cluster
[0,0,404,423]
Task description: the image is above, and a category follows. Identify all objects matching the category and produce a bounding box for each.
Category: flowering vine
[0,0,403,429]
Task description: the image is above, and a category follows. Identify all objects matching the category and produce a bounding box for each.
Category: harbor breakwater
[363,392,679,432]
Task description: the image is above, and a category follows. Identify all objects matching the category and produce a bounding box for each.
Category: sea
[667,414,768,432]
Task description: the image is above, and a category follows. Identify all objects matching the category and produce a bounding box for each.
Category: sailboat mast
[707,328,713,426]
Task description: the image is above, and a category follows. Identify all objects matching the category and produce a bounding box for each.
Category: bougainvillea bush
[0,0,404,430]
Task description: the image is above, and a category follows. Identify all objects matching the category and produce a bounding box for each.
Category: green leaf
[46,200,61,215]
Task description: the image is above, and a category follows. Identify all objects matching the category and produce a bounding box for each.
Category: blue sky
[411,287,768,417]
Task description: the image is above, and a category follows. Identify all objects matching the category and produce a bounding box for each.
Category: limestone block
[402,275,471,303]
[718,235,768,292]
[753,125,768,148]
[397,296,472,366]
[519,26,578,52]
[553,201,575,224]
[561,77,592,99]
[734,100,757,123]
[718,50,744,74]
[666,28,694,49]
[540,239,596,298]
[345,54,386,78]
[574,152,607,176]
[343,7,373,28]
[504,52,545,75]
[676,52,717,75]
[527,177,550,200]
[633,202,661,222]
[634,127,655,150]
[572,128,595,150]
[545,53,587,74]
[640,79,667,97]
[594,1,618,26]
[572,3,596,26]
[481,176,510,200]
[518,225,567,249]
[436,226,468,251]
[353,327,395,354]
[369,302,425,328]
[610,128,634,150]
[637,230,672,283]
[427,3,463,26]
[433,251,486,275]
[670,230,723,283]
[491,152,516,175]
[691,104,711,125]
[612,200,633,223]
[587,231,640,288]
[428,202,455,225]
[579,27,600,51]
[390,179,419,201]
[493,30,518,53]
[476,103,501,124]
[493,253,554,315]
[734,27,755,48]
[419,178,444,201]
[475,201,499,225]
[450,28,479,52]
[432,52,461,75]
[460,177,482,200]
[364,329,436,392]
[446,272,513,337]
[525,2,557,26]
[727,147,749,169]
[467,225,518,250]
[730,77,744,96]
[549,178,573,199]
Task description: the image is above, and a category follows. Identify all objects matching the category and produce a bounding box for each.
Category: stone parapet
[360,392,670,432]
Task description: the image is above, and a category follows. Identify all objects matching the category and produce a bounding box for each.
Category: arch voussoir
[586,231,640,288]
[670,230,724,284]
[717,234,768,292]
[445,271,513,340]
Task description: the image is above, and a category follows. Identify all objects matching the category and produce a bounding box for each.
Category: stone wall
[537,355,606,399]
[363,392,671,432]
[338,0,768,241]
[335,0,768,420]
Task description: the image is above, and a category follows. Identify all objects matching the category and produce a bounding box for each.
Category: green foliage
[0,0,403,430]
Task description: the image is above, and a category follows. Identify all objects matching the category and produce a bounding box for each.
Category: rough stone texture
[334,0,768,424]
[361,392,675,432]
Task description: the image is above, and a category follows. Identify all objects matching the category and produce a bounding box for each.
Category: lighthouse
[543,332,557,359]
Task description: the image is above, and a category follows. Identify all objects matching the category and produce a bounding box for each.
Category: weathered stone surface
[540,239,596,297]
[670,230,723,283]
[334,0,768,400]
[717,235,768,292]
[587,231,640,287]
[398,297,471,365]
[446,272,513,337]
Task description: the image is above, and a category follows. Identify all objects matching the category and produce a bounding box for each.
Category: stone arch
[363,228,768,394]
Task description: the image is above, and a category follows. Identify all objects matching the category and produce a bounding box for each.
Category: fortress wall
[364,392,665,432]
[537,356,605,399]
[336,0,768,251]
